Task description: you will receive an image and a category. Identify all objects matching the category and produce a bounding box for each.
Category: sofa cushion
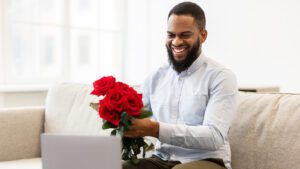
[45,83,111,135]
[0,107,44,161]
[0,158,41,169]
[229,92,300,169]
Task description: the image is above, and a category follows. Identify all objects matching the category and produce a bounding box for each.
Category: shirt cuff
[158,122,173,144]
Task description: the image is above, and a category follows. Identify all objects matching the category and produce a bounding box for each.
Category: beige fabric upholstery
[0,107,44,162]
[229,92,300,169]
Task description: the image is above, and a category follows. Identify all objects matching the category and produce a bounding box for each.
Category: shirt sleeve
[158,69,238,150]
[141,74,153,112]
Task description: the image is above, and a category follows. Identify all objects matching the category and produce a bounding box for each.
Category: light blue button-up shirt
[141,52,238,169]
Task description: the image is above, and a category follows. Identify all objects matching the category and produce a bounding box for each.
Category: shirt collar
[176,51,205,77]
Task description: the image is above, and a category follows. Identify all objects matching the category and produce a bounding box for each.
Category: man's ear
[199,29,208,44]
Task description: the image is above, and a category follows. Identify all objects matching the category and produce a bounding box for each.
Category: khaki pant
[123,156,226,169]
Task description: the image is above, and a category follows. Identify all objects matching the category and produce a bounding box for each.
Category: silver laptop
[41,134,122,169]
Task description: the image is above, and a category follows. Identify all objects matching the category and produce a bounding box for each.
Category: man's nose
[172,36,183,46]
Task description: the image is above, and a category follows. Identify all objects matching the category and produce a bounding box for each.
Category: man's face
[166,14,207,73]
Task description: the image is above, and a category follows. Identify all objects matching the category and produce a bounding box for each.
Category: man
[123,2,237,169]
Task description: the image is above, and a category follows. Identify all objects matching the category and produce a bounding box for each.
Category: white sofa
[1,83,300,169]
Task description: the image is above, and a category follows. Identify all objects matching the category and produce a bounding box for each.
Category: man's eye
[167,34,175,38]
[181,34,191,38]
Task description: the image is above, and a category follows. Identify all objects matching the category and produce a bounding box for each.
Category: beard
[166,38,201,73]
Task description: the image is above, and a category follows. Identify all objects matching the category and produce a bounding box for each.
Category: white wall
[203,0,300,93]
[0,0,4,84]
[125,0,300,93]
[0,91,47,108]
[124,0,149,85]
[0,85,48,108]
[0,0,4,107]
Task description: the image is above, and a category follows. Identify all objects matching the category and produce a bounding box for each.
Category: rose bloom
[91,76,115,96]
[114,82,131,92]
[104,88,127,113]
[124,90,143,117]
[99,100,120,126]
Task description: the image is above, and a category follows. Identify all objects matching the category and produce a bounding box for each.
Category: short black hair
[168,2,206,29]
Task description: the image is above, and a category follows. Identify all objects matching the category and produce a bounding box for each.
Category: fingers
[130,118,138,126]
[123,130,140,138]
[123,118,151,138]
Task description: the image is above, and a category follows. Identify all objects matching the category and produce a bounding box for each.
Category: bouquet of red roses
[89,76,153,163]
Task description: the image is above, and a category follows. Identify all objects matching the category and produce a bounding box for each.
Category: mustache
[170,44,189,48]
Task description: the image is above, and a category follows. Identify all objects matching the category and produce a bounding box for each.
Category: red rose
[91,76,115,96]
[99,100,120,126]
[104,88,127,113]
[114,82,130,92]
[115,82,139,95]
[124,90,144,117]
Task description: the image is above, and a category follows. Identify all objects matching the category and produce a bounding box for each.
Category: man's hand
[123,118,159,138]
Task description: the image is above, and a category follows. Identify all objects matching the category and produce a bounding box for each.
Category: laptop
[41,134,122,169]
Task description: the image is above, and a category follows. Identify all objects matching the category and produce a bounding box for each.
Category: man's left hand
[123,118,159,138]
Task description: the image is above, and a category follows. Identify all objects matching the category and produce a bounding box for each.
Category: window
[2,0,125,85]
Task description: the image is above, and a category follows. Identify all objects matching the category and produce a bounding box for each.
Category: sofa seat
[0,158,41,169]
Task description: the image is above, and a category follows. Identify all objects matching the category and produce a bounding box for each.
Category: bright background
[1,0,300,107]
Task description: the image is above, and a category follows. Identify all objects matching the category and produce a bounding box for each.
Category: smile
[171,45,188,54]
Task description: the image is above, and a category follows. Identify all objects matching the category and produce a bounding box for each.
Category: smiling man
[166,11,206,73]
[123,2,238,169]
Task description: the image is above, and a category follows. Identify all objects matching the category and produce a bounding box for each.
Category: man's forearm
[158,122,225,150]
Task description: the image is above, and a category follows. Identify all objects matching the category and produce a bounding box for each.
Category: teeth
[172,47,187,53]
[174,48,185,53]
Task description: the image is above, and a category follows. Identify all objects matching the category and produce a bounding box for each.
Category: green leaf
[102,120,116,129]
[89,102,100,112]
[135,108,152,119]
[120,112,132,131]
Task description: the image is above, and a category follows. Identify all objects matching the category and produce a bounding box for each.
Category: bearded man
[123,2,238,169]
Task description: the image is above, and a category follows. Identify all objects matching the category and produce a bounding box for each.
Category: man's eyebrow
[181,31,193,35]
[166,31,193,34]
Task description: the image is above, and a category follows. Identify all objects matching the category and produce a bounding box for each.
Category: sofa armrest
[0,107,45,162]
